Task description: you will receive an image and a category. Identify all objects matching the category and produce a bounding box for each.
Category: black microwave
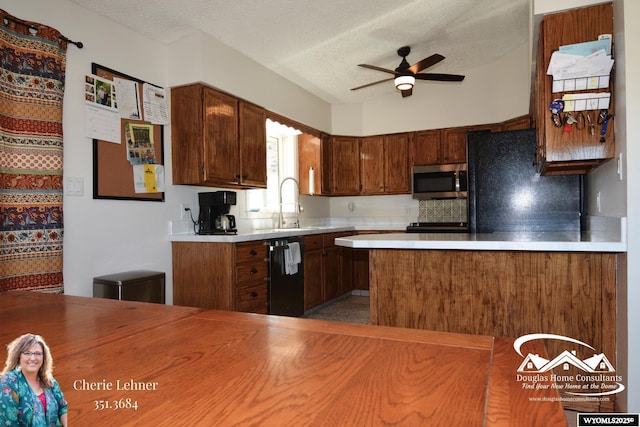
[412,163,468,199]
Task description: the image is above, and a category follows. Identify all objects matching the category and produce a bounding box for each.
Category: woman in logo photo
[0,333,68,426]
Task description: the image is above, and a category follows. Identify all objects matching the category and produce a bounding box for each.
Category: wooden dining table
[0,291,567,426]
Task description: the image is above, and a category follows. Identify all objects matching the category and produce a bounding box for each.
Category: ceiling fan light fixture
[394,75,415,91]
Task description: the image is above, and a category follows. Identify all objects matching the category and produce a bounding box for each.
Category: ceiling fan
[351,46,465,98]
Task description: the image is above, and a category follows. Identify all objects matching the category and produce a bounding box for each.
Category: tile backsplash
[418,199,468,223]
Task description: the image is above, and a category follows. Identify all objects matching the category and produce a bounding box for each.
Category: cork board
[91,63,164,202]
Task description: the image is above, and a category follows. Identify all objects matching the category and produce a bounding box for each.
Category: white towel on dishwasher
[284,242,301,275]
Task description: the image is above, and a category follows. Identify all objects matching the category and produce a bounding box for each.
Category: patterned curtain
[0,10,67,293]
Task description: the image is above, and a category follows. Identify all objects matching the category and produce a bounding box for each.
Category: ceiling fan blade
[358,64,397,75]
[401,88,413,98]
[415,73,465,82]
[408,53,445,74]
[351,77,395,91]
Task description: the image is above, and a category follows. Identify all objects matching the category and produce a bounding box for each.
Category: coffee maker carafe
[197,191,237,235]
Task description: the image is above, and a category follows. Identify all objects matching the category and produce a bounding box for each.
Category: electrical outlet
[180,204,190,220]
[596,192,601,213]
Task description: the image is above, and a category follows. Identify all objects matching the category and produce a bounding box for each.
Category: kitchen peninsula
[335,224,625,412]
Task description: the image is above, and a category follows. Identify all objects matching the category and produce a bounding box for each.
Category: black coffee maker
[197,191,237,235]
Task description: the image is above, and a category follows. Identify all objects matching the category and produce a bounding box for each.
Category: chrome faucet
[278,177,301,228]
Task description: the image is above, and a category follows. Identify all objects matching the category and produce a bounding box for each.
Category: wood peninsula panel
[370,250,616,371]
[172,242,234,310]
[370,249,617,412]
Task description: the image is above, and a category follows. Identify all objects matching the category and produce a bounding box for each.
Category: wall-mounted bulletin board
[91,63,165,202]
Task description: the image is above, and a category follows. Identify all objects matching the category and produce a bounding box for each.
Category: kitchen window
[246,119,300,214]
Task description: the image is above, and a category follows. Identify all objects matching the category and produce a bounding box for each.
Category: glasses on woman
[22,351,44,358]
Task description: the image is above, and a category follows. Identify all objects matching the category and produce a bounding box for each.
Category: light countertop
[170,217,626,252]
[334,231,626,252]
[170,226,357,243]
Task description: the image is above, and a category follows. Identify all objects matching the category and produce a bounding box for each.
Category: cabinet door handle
[250,268,258,275]
[250,291,258,298]
[249,250,257,256]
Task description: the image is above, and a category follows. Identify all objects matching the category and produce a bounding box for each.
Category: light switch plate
[64,177,84,196]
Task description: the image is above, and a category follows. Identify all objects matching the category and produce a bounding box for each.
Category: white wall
[0,0,172,299]
[331,39,531,136]
[1,0,333,304]
[167,31,332,134]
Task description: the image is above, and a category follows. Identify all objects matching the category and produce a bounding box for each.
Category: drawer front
[236,261,268,285]
[236,283,268,313]
[304,235,323,251]
[235,241,266,263]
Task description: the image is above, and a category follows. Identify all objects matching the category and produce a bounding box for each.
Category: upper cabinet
[534,3,614,175]
[411,123,505,167]
[326,133,410,196]
[330,136,361,195]
[171,83,266,188]
[382,133,410,194]
[441,127,471,164]
[411,130,441,166]
[360,135,385,195]
[238,102,267,187]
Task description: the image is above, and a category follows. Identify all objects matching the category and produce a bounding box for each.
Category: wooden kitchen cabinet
[303,232,354,311]
[383,133,410,193]
[345,133,411,196]
[441,127,470,164]
[238,101,267,187]
[172,240,268,313]
[324,232,355,302]
[329,136,361,195]
[303,235,324,310]
[359,135,384,194]
[171,83,266,188]
[298,132,332,196]
[298,133,321,196]
[535,3,614,175]
[411,130,442,166]
[411,127,468,165]
[500,114,532,131]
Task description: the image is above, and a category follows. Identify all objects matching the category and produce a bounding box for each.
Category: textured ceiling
[68,0,531,104]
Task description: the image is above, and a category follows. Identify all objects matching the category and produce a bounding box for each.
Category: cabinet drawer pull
[250,268,258,275]
[250,291,258,298]
[249,249,257,256]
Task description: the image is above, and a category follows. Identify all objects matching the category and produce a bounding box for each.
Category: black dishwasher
[268,237,304,317]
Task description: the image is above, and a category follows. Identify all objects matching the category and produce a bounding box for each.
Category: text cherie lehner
[73,378,158,391]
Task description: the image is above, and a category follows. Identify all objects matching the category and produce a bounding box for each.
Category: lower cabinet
[172,240,268,313]
[303,235,324,310]
[303,232,354,311]
[173,232,360,315]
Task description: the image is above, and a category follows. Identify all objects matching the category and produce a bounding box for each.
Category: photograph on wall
[125,122,157,165]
